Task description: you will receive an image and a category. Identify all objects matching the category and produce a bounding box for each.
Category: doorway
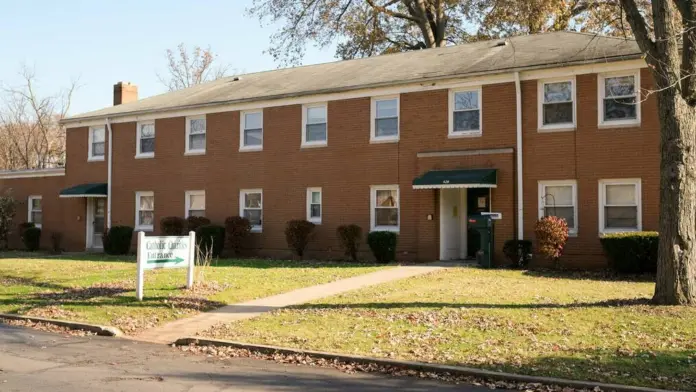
[86,198,106,250]
[466,188,491,258]
[439,187,491,260]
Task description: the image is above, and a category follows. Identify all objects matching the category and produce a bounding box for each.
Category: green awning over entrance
[59,183,108,198]
[412,169,497,189]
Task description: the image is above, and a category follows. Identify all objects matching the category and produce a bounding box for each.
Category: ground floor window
[240,189,263,232]
[185,190,206,217]
[371,185,399,232]
[599,179,641,233]
[538,180,577,234]
[28,196,42,228]
[306,187,322,224]
[135,191,154,231]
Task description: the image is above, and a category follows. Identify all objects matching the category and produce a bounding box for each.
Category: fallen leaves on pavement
[0,318,96,337]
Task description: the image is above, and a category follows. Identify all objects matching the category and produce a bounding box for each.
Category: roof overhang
[59,183,108,198]
[412,169,497,190]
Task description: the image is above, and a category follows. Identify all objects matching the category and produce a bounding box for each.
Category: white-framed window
[306,187,322,224]
[135,191,154,231]
[240,189,263,232]
[449,87,482,137]
[538,180,577,235]
[370,185,399,232]
[599,179,642,234]
[240,110,263,151]
[371,96,399,143]
[538,78,575,131]
[185,115,206,154]
[27,196,42,229]
[136,121,155,158]
[88,126,105,161]
[598,71,641,127]
[301,103,327,147]
[185,190,206,218]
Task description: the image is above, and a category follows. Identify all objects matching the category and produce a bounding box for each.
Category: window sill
[184,150,206,156]
[308,218,322,225]
[135,226,153,232]
[371,226,400,233]
[250,226,263,234]
[598,121,641,130]
[448,131,482,139]
[301,142,328,149]
[537,125,575,133]
[88,157,105,162]
[135,154,155,159]
[239,146,263,152]
[370,137,399,144]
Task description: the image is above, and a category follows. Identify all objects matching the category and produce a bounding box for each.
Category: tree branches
[157,44,230,91]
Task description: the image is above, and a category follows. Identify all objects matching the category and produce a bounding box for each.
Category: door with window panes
[92,199,106,248]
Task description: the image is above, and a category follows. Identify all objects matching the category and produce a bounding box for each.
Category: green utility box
[468,213,495,268]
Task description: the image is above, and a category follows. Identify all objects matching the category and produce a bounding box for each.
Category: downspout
[106,117,113,230]
[514,72,523,239]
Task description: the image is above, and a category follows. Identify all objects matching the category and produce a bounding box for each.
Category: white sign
[481,212,503,220]
[135,231,195,301]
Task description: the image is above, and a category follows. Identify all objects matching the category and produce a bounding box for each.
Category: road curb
[175,337,679,392]
[0,313,123,337]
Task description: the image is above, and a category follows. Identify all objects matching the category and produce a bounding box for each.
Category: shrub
[160,216,186,235]
[18,222,35,233]
[0,192,17,250]
[103,226,134,255]
[186,216,211,233]
[337,224,363,261]
[600,231,659,274]
[225,216,251,256]
[196,224,225,258]
[285,219,316,258]
[367,231,398,263]
[534,216,569,265]
[50,232,63,254]
[503,239,533,268]
[22,227,41,251]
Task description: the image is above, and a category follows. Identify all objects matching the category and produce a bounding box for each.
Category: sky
[0,0,337,115]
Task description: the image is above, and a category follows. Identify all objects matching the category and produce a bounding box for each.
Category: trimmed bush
[600,231,658,274]
[534,216,569,265]
[196,224,225,258]
[22,227,41,251]
[160,216,186,235]
[103,226,134,255]
[18,222,35,233]
[503,239,533,268]
[186,216,211,233]
[225,216,251,256]
[50,232,63,254]
[285,219,316,258]
[337,224,363,261]
[367,231,398,263]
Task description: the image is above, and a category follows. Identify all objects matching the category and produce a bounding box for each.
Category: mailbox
[467,213,496,268]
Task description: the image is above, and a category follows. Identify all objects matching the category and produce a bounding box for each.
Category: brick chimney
[113,82,138,105]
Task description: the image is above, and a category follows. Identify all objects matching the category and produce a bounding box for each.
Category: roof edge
[0,167,66,179]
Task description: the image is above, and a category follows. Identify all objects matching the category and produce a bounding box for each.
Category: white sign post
[136,231,196,301]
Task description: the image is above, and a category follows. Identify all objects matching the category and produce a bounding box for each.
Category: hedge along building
[0,32,658,267]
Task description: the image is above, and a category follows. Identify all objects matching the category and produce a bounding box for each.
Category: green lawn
[0,254,388,334]
[202,267,696,391]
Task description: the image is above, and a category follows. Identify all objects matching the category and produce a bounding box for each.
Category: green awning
[413,169,497,189]
[59,183,108,198]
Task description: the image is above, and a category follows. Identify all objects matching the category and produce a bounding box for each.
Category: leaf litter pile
[0,318,96,337]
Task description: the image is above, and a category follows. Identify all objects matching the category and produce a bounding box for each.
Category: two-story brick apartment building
[0,32,658,267]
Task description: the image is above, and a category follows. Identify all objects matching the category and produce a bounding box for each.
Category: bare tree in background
[0,66,76,170]
[157,43,230,91]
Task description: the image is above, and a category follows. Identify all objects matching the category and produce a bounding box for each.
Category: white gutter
[514,72,523,239]
[106,117,113,230]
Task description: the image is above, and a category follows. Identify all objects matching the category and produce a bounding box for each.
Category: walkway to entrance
[133,261,455,344]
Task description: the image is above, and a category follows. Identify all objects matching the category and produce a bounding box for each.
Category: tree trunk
[654,90,696,305]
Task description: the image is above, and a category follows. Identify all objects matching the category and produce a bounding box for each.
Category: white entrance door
[439,189,468,260]
[86,198,106,249]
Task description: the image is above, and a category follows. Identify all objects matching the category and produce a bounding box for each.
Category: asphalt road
[0,324,496,392]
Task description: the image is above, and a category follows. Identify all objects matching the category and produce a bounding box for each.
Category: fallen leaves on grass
[111,315,159,335]
[35,281,132,302]
[24,305,79,320]
[177,343,600,392]
[182,280,231,298]
[0,318,96,337]
[164,296,225,312]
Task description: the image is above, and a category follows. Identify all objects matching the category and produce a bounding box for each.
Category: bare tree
[157,43,230,91]
[617,0,696,305]
[0,66,76,170]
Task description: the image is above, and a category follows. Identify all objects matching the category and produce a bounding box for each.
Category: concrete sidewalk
[134,262,453,344]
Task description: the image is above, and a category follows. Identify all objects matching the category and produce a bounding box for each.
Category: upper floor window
[371,96,399,142]
[599,72,641,127]
[306,187,322,224]
[185,190,206,217]
[538,180,577,235]
[240,189,263,232]
[538,79,575,131]
[136,121,155,158]
[371,185,399,232]
[135,191,154,231]
[185,116,206,154]
[302,104,327,147]
[88,126,105,161]
[28,196,42,228]
[599,179,641,233]
[240,111,263,151]
[449,88,482,137]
